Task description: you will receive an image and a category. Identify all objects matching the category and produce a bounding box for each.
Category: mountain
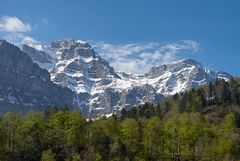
[0,40,74,114]
[22,39,232,118]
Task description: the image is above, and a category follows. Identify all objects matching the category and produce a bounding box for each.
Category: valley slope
[0,40,74,114]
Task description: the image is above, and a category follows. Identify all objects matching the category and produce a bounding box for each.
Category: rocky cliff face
[0,40,74,114]
[22,39,232,118]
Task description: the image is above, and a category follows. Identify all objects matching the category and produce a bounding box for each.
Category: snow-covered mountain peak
[180,58,202,65]
[146,58,203,78]
[49,39,99,62]
[171,58,202,66]
[50,39,90,49]
[22,39,232,118]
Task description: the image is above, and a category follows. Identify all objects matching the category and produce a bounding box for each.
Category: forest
[0,78,240,161]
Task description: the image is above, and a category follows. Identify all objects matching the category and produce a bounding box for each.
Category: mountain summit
[21,39,232,118]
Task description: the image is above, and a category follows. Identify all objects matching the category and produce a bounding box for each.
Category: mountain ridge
[21,39,232,118]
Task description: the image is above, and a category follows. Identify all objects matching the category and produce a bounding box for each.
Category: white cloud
[0,16,32,33]
[21,36,43,51]
[0,16,39,48]
[92,40,199,74]
[0,32,39,48]
[21,36,39,44]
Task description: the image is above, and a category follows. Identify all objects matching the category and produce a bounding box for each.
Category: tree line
[0,78,239,161]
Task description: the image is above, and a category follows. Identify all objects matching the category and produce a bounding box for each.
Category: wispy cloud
[0,16,40,47]
[0,16,32,33]
[92,40,199,74]
[0,16,200,75]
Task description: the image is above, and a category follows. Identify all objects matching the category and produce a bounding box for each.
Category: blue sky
[0,0,240,75]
